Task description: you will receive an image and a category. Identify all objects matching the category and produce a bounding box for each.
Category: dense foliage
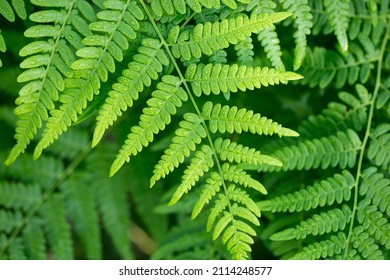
[0,0,389,260]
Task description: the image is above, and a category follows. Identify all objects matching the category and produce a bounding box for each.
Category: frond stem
[343,16,390,259]
[138,0,235,217]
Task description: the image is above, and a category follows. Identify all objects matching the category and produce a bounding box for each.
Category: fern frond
[234,37,254,66]
[214,137,282,167]
[270,205,351,241]
[324,0,350,53]
[208,185,261,260]
[39,194,73,260]
[6,0,96,165]
[300,42,378,89]
[299,85,370,138]
[257,25,285,70]
[186,63,302,96]
[93,38,170,147]
[258,171,354,212]
[222,163,267,194]
[169,145,214,205]
[150,0,251,16]
[149,113,207,186]
[109,75,187,175]
[22,218,46,260]
[351,226,384,259]
[86,144,133,259]
[201,101,299,137]
[0,210,22,234]
[192,172,223,219]
[171,12,291,61]
[259,129,361,172]
[0,182,41,211]
[367,124,390,172]
[360,167,390,216]
[357,199,390,249]
[61,173,101,259]
[290,232,347,260]
[279,0,313,70]
[33,0,144,159]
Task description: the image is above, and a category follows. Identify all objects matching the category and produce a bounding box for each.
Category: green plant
[0,0,389,260]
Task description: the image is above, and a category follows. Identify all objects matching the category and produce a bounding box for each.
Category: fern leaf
[270,205,351,241]
[279,0,313,70]
[357,199,390,249]
[171,12,291,61]
[87,145,133,259]
[234,37,254,66]
[149,113,207,186]
[0,210,22,234]
[0,0,15,21]
[6,0,95,165]
[368,124,390,172]
[0,30,5,67]
[186,63,302,96]
[22,218,46,260]
[93,38,170,147]
[192,172,223,219]
[169,145,214,205]
[222,163,267,194]
[0,182,41,211]
[33,0,144,159]
[257,25,285,70]
[214,137,282,167]
[351,226,384,259]
[259,129,361,172]
[300,43,378,89]
[290,232,347,260]
[40,194,73,260]
[62,174,101,259]
[324,0,350,53]
[201,101,299,137]
[110,75,187,176]
[360,167,390,216]
[258,171,354,212]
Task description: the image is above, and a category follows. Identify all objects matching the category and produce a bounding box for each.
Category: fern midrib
[138,0,236,225]
[344,16,390,259]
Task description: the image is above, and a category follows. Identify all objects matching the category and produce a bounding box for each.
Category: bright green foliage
[324,0,350,53]
[186,63,302,96]
[171,12,291,61]
[1,0,389,261]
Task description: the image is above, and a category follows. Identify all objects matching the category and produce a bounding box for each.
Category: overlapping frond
[6,0,96,165]
[258,171,354,212]
[93,38,170,147]
[170,12,291,61]
[300,40,379,89]
[32,0,144,159]
[109,75,187,176]
[150,0,250,17]
[149,113,207,186]
[258,129,361,172]
[368,124,390,172]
